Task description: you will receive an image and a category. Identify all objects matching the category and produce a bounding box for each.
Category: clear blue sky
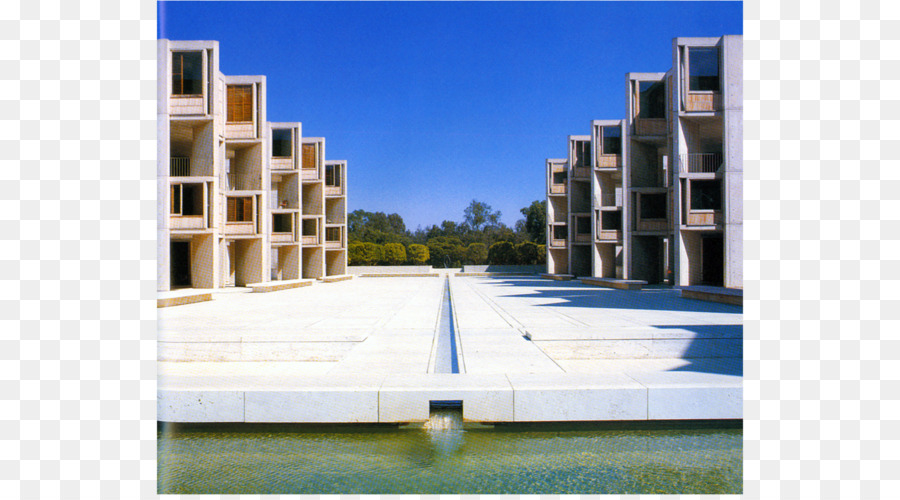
[159,1,742,230]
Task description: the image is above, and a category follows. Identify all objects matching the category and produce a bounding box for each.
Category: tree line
[348,200,547,268]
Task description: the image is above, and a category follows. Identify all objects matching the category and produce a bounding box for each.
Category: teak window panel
[227,197,253,222]
[227,85,253,123]
[302,144,317,169]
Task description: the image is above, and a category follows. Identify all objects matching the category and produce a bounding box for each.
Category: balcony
[549,224,568,248]
[325,226,344,249]
[573,232,592,244]
[636,219,668,232]
[170,157,190,177]
[170,215,205,230]
[325,185,344,197]
[634,118,667,136]
[680,153,722,174]
[686,210,723,226]
[597,229,622,241]
[684,92,722,112]
[550,183,566,195]
[301,235,318,245]
[572,166,591,180]
[595,155,621,170]
[224,221,255,235]
[271,232,294,244]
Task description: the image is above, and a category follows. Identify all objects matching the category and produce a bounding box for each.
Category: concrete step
[247,279,314,292]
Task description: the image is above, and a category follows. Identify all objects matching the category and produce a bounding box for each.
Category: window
[576,216,591,235]
[170,184,203,216]
[172,51,202,95]
[691,180,721,210]
[553,225,567,240]
[640,193,667,219]
[273,213,292,233]
[326,226,341,242]
[689,47,720,92]
[302,218,317,236]
[326,164,342,187]
[227,85,253,122]
[302,143,317,169]
[227,197,253,222]
[638,80,666,119]
[601,211,622,231]
[602,127,621,155]
[552,171,567,184]
[271,129,292,158]
[573,141,591,168]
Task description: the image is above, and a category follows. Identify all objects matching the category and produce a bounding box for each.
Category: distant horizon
[159,1,743,229]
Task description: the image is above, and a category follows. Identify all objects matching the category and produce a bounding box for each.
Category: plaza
[158,274,741,423]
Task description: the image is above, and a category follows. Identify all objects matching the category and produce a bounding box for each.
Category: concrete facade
[159,40,348,292]
[545,35,742,290]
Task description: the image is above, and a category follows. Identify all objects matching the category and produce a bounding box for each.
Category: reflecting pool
[158,416,741,494]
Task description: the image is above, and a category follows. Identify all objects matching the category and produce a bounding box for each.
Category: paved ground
[158,275,742,422]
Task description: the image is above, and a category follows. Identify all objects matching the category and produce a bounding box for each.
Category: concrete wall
[303,246,324,279]
[190,233,217,288]
[547,249,568,275]
[348,265,434,275]
[277,245,301,280]
[723,34,743,289]
[326,250,347,276]
[462,265,544,274]
[235,238,264,286]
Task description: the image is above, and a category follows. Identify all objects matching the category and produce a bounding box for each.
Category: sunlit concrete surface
[159,276,741,422]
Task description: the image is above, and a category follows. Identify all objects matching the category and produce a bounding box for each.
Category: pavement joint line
[461,277,524,332]
[448,276,467,374]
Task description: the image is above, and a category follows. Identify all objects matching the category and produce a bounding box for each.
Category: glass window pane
[272,129,292,157]
[602,127,621,155]
[689,47,720,91]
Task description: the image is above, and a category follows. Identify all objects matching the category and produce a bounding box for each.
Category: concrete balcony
[595,155,622,170]
[596,230,622,241]
[225,121,256,139]
[301,235,319,246]
[170,215,206,230]
[680,153,722,175]
[634,118,667,136]
[684,92,722,112]
[549,184,566,195]
[550,238,567,248]
[302,167,319,181]
[271,232,295,244]
[686,210,723,226]
[636,218,669,232]
[325,185,344,197]
[573,232,592,244]
[572,166,591,180]
[224,221,255,235]
[169,95,204,115]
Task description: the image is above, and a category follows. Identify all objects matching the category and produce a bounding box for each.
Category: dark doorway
[170,241,191,288]
[701,235,724,286]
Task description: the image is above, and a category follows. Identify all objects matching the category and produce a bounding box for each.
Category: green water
[158,418,742,494]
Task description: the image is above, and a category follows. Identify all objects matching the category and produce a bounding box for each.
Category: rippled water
[158,417,742,494]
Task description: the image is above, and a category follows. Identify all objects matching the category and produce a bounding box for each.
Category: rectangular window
[326,226,341,242]
[302,218,317,236]
[552,171,567,184]
[638,80,666,119]
[325,164,342,187]
[172,51,202,95]
[602,127,621,155]
[553,225,567,240]
[227,85,253,122]
[227,197,253,222]
[271,129,292,157]
[691,180,721,210]
[574,141,591,168]
[601,211,622,231]
[302,143,317,169]
[640,193,667,219]
[170,184,203,216]
[689,47,720,92]
[273,213,292,233]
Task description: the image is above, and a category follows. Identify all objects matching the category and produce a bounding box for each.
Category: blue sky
[159,1,742,230]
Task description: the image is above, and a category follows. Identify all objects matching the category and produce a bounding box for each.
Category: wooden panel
[243,197,253,222]
[597,230,621,241]
[572,166,591,179]
[227,85,253,122]
[686,211,722,226]
[302,144,317,170]
[170,215,205,230]
[596,155,621,169]
[685,92,722,112]
[550,184,566,194]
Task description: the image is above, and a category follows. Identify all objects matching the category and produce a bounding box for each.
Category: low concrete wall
[462,265,545,274]
[348,266,434,275]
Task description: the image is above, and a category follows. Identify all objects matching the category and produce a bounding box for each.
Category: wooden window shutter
[227,197,237,221]
[243,197,253,222]
[302,144,316,169]
[227,85,252,122]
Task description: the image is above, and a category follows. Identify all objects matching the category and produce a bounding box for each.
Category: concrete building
[158,40,348,291]
[545,35,741,290]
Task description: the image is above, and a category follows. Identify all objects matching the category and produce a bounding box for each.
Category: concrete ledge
[627,371,742,419]
[508,373,647,421]
[246,279,314,293]
[158,390,244,422]
[455,272,535,277]
[359,273,440,278]
[681,286,743,306]
[157,289,213,308]
[322,274,354,283]
[379,374,514,423]
[540,273,574,281]
[580,277,647,290]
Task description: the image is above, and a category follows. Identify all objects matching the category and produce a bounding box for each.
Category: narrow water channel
[433,277,459,373]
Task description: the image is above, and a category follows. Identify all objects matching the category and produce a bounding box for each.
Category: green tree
[348,241,367,266]
[516,241,539,265]
[537,244,547,265]
[408,243,429,265]
[360,242,383,265]
[466,242,487,265]
[488,241,517,265]
[463,200,501,231]
[383,242,407,265]
[520,200,546,243]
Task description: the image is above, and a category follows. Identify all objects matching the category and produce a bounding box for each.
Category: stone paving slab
[379,374,514,422]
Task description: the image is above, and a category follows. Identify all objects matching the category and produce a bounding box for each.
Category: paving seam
[460,278,568,374]
[448,276,467,373]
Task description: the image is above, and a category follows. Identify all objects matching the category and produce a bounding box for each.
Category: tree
[466,242,487,265]
[488,241,517,265]
[360,242,383,265]
[516,241,539,265]
[383,242,407,265]
[537,244,547,265]
[408,243,429,265]
[427,236,465,268]
[520,200,546,243]
[348,241,367,266]
[463,200,501,231]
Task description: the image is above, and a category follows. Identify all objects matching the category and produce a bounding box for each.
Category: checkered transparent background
[2,0,896,498]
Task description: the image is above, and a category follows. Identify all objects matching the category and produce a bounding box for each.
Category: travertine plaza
[546,35,742,293]
[158,36,742,424]
[157,40,348,295]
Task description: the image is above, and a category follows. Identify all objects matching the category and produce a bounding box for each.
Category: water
[158,418,742,494]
